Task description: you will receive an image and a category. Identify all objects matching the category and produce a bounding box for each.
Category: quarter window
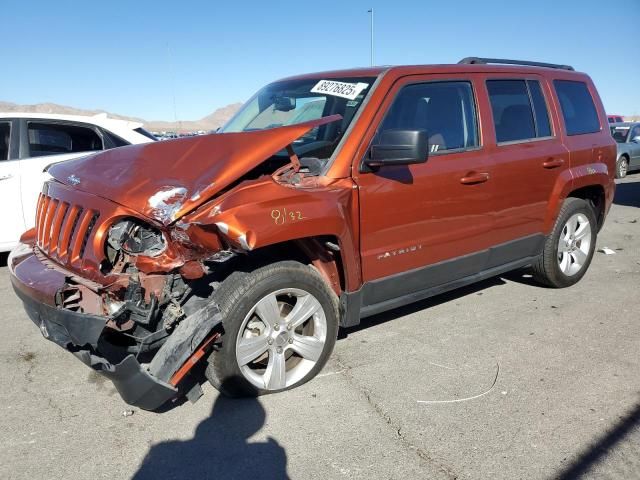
[0,122,10,160]
[377,81,478,153]
[27,122,103,158]
[527,81,552,138]
[487,79,551,143]
[553,80,600,136]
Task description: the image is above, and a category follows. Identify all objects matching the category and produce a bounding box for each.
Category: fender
[186,176,362,292]
[543,162,611,233]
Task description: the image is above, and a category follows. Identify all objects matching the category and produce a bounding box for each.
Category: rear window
[554,80,600,136]
[611,126,629,143]
[486,79,551,143]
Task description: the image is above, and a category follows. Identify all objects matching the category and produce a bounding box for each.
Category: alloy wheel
[557,213,592,276]
[235,288,327,390]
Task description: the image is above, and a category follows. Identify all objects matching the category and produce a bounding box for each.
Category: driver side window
[378,81,478,153]
[630,126,640,142]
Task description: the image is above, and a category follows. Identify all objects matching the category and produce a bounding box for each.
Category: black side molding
[459,57,574,71]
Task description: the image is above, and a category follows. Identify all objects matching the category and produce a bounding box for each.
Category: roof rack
[458,57,574,71]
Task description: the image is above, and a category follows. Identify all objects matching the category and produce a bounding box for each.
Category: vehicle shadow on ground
[0,252,7,268]
[132,379,289,480]
[614,177,640,208]
[553,401,640,479]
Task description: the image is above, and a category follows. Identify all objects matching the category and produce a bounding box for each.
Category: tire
[205,260,339,397]
[616,156,629,179]
[532,197,597,288]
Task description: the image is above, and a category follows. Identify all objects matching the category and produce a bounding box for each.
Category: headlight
[106,219,166,258]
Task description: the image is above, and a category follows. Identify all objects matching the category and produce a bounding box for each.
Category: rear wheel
[205,260,339,397]
[532,198,597,288]
[616,156,629,179]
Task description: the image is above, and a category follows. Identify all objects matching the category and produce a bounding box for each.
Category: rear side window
[0,122,10,160]
[487,79,551,143]
[554,80,600,136]
[378,81,478,153]
[28,122,103,157]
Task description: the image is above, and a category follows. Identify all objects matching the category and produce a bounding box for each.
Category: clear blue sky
[2,0,638,120]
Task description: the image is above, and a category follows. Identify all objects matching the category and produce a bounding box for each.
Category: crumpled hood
[47,115,340,225]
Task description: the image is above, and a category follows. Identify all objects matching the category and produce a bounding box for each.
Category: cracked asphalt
[1,175,639,480]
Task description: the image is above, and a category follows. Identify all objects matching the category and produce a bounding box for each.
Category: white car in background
[0,113,156,252]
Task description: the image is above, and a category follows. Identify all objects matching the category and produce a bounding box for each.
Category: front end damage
[10,220,226,410]
[10,116,357,410]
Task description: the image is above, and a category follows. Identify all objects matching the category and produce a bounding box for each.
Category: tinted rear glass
[554,80,600,136]
[487,80,536,142]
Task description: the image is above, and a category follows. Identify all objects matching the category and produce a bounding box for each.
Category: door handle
[542,158,565,169]
[0,174,14,181]
[460,172,490,185]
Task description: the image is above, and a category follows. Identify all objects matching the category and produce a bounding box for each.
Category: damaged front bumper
[9,243,221,411]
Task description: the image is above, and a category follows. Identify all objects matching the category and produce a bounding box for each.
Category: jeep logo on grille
[67,174,81,186]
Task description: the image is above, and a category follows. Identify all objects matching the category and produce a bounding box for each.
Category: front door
[0,120,26,250]
[354,76,495,306]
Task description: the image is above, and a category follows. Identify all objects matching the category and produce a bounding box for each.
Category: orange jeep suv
[9,57,616,410]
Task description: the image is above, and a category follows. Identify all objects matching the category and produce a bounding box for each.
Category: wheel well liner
[567,184,606,230]
[231,236,346,296]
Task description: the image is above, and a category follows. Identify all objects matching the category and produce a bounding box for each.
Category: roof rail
[458,57,574,71]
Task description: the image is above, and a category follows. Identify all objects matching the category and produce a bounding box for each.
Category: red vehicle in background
[608,115,624,123]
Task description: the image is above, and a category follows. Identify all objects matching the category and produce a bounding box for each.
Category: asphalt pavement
[1,175,638,480]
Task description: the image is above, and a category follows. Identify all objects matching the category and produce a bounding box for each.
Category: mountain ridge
[0,100,242,132]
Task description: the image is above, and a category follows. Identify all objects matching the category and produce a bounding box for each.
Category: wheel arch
[231,235,350,297]
[544,166,610,234]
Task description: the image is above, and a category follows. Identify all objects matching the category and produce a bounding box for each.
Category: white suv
[0,113,155,252]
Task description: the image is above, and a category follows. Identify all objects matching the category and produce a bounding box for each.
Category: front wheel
[532,198,597,288]
[205,260,339,397]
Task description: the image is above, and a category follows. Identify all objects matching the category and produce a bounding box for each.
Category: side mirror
[632,136,640,143]
[366,129,429,168]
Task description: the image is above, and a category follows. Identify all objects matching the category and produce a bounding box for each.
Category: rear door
[481,75,570,252]
[18,119,106,230]
[0,120,26,250]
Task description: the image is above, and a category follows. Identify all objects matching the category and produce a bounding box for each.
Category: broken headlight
[106,219,166,261]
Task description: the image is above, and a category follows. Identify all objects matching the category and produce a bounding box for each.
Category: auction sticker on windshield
[311,80,369,100]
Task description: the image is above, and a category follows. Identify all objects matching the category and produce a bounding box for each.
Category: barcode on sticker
[311,80,369,100]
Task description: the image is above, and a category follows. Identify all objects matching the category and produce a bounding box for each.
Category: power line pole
[368,8,374,66]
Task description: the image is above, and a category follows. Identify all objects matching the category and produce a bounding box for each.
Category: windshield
[221,76,376,160]
[611,126,629,143]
